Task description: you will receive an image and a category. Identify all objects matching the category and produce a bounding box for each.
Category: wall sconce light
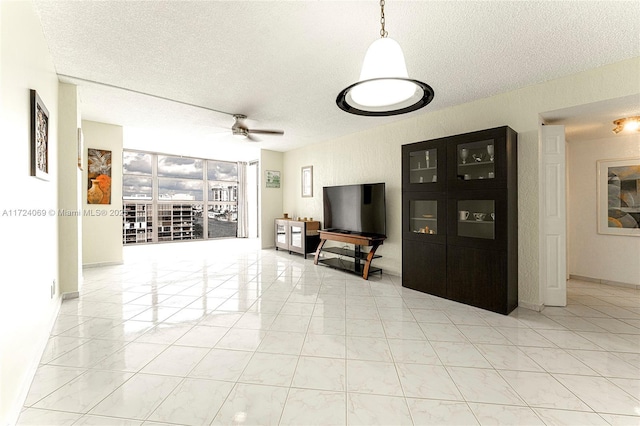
[612,116,640,134]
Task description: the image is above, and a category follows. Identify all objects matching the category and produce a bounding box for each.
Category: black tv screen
[323,183,386,236]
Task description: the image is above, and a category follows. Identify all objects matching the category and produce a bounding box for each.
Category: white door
[539,125,567,306]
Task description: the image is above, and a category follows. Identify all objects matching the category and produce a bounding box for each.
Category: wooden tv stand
[314,230,386,280]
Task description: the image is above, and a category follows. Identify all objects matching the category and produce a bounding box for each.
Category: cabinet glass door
[276,223,287,245]
[290,223,303,249]
[457,200,495,239]
[410,200,438,235]
[409,148,438,184]
[457,139,495,181]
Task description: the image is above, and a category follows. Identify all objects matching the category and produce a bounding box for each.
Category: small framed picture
[266,170,281,188]
[597,158,640,236]
[30,89,50,180]
[302,165,313,197]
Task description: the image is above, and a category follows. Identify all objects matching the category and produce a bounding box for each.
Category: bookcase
[402,126,518,314]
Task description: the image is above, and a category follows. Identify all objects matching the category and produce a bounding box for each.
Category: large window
[158,155,203,178]
[158,179,204,201]
[122,151,239,244]
[207,160,238,238]
[123,152,153,200]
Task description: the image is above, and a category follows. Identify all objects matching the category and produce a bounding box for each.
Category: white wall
[284,57,640,307]
[0,2,60,425]
[82,120,124,266]
[124,126,260,163]
[58,83,82,296]
[260,149,284,249]
[568,133,640,285]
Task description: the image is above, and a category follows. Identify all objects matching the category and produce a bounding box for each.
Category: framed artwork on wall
[266,170,281,188]
[597,158,640,236]
[301,165,313,197]
[87,148,112,204]
[30,89,50,181]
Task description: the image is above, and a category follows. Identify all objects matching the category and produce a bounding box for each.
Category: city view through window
[122,151,239,244]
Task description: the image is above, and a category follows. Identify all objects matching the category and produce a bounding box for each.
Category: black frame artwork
[30,89,50,181]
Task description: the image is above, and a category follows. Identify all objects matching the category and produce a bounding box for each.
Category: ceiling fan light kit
[336,0,434,116]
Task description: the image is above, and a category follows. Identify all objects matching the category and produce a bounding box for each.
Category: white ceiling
[33,1,640,158]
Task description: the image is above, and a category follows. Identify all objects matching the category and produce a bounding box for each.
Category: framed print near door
[302,165,313,197]
[597,158,640,236]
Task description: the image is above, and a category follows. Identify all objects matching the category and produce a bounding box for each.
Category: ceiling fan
[230,114,284,142]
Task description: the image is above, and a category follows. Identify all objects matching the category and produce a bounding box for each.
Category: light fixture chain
[380,0,388,37]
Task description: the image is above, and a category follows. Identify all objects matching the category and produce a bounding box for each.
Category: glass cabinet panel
[409,148,438,184]
[276,223,287,245]
[410,200,438,234]
[457,200,495,239]
[457,139,495,181]
[290,224,303,248]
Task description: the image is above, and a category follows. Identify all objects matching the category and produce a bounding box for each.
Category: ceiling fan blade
[246,134,261,142]
[247,129,285,135]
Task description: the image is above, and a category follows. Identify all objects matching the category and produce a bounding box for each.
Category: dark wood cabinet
[402,240,447,297]
[402,126,518,314]
[446,246,511,314]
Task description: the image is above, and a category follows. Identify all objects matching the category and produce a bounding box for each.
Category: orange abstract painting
[87,149,112,204]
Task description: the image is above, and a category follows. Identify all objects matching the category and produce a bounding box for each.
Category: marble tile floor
[18,239,640,425]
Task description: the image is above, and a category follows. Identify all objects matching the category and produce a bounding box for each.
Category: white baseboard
[570,274,640,290]
[82,260,123,268]
[517,300,544,312]
[62,291,79,300]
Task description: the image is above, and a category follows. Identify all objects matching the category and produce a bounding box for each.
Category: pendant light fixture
[336,0,434,116]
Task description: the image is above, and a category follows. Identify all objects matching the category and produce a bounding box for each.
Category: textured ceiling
[33,1,640,157]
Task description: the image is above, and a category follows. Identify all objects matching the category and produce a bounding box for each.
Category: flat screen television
[323,183,386,236]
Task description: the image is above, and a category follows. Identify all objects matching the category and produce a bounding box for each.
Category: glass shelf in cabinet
[458,220,494,224]
[458,161,494,167]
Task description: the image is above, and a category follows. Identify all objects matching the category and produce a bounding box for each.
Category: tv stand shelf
[314,230,386,280]
[321,246,382,261]
[318,258,382,277]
